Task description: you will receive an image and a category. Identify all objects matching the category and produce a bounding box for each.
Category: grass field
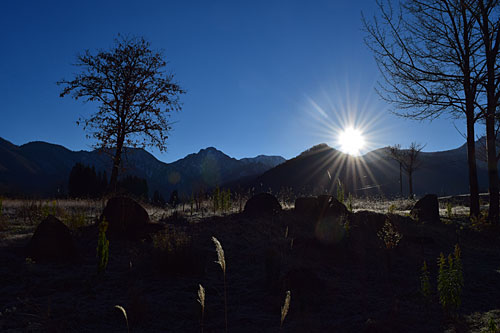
[0,195,499,332]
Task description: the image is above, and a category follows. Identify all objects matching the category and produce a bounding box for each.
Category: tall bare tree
[59,36,185,191]
[364,0,484,217]
[388,142,425,198]
[467,0,500,223]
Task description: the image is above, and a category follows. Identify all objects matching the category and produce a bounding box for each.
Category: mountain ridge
[246,139,490,197]
[0,137,285,197]
[0,136,495,198]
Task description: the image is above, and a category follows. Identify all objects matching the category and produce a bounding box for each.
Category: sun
[338,127,365,156]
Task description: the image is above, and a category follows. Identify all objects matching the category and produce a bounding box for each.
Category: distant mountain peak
[299,143,333,157]
[199,146,218,152]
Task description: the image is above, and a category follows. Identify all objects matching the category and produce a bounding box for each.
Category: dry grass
[0,197,498,331]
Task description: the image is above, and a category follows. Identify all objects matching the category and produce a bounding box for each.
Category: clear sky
[0,0,481,162]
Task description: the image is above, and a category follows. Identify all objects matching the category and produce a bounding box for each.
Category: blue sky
[0,0,479,162]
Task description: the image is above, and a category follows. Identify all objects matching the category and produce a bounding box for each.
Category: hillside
[247,141,490,197]
[0,138,285,197]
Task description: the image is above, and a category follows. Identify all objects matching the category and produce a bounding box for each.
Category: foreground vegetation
[0,195,499,332]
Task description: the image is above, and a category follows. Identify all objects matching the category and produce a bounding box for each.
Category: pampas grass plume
[114,305,129,333]
[280,290,291,329]
[212,236,226,274]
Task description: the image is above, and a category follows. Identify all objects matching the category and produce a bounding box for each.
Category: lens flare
[338,127,365,156]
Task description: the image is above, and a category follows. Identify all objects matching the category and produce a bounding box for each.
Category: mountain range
[0,136,495,198]
[0,137,285,197]
[247,140,491,197]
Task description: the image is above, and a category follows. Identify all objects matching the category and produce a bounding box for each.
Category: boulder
[323,197,350,218]
[317,194,334,214]
[410,194,439,223]
[26,215,79,263]
[101,196,150,239]
[294,197,319,216]
[295,195,348,218]
[244,193,282,217]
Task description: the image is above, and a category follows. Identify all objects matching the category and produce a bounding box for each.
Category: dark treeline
[68,163,148,200]
[68,163,107,198]
[118,175,148,200]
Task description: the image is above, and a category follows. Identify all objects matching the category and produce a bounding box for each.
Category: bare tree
[363,0,484,217]
[467,0,500,223]
[388,142,425,198]
[58,35,185,191]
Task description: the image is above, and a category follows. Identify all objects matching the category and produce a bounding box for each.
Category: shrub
[377,218,403,250]
[41,200,58,218]
[336,179,344,204]
[97,219,110,274]
[487,316,499,333]
[388,203,396,214]
[471,210,490,231]
[64,211,86,230]
[16,201,43,225]
[437,245,463,314]
[420,260,431,302]
[347,193,353,213]
[446,202,453,219]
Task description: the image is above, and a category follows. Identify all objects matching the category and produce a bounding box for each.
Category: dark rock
[323,197,349,218]
[295,195,348,218]
[410,194,439,223]
[244,193,282,217]
[294,197,319,216]
[347,211,390,256]
[101,196,150,239]
[26,215,79,263]
[317,194,333,215]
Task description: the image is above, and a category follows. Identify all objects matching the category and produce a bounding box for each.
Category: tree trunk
[109,138,124,193]
[399,162,403,197]
[408,170,413,199]
[480,0,500,225]
[465,111,480,218]
[486,111,499,224]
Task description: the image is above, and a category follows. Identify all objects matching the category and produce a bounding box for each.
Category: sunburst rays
[298,82,392,195]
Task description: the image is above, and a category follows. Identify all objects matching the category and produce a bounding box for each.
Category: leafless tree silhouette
[388,142,425,198]
[364,0,484,217]
[59,35,185,191]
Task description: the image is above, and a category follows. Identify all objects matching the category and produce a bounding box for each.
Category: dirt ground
[0,198,499,332]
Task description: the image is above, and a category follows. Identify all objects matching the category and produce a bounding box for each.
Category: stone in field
[410,194,439,223]
[26,215,79,263]
[101,196,150,239]
[244,193,282,217]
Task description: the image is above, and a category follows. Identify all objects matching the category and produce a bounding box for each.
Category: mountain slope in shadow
[0,138,285,197]
[246,141,489,197]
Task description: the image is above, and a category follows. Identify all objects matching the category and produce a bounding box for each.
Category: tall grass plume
[212,236,228,332]
[280,290,291,329]
[197,284,205,333]
[114,305,129,333]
